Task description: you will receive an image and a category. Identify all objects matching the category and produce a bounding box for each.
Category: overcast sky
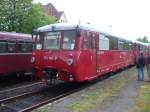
[34,0,150,41]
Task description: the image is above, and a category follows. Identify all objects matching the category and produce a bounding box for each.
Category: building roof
[42,3,65,20]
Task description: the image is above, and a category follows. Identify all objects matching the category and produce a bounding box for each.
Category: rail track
[0,82,88,112]
[0,75,36,91]
[0,81,44,102]
[0,67,132,112]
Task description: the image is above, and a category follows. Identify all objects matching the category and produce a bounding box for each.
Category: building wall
[43,3,67,23]
[59,13,67,23]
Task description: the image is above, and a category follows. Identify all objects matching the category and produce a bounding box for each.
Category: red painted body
[0,54,32,74]
[0,32,34,75]
[32,23,147,83]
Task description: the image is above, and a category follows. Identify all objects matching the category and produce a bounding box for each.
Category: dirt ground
[32,67,148,112]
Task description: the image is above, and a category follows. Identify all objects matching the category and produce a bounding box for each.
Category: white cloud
[34,0,150,41]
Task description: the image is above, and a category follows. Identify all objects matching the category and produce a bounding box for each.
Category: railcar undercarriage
[43,68,58,85]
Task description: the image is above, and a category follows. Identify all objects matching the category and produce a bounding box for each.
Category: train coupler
[42,69,57,85]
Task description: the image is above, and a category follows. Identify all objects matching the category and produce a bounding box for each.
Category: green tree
[0,1,56,33]
[0,0,32,32]
[20,4,56,34]
[137,36,149,43]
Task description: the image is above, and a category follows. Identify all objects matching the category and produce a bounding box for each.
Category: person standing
[136,53,145,81]
[146,53,150,82]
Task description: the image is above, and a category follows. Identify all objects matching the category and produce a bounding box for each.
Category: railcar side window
[118,39,124,50]
[8,42,16,53]
[63,30,76,50]
[129,43,133,51]
[44,32,61,50]
[92,34,97,49]
[99,34,109,50]
[109,37,118,50]
[35,34,42,50]
[19,42,32,52]
[123,41,129,50]
[83,31,88,49]
[89,32,93,49]
[0,42,7,53]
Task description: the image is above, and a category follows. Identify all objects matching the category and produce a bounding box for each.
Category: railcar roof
[0,32,33,42]
[36,23,98,32]
[36,23,133,42]
[134,40,150,46]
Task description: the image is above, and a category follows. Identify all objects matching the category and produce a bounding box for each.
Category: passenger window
[109,37,118,50]
[118,39,124,50]
[89,32,93,49]
[83,31,88,49]
[92,34,96,49]
[8,42,16,53]
[99,34,109,50]
[0,42,7,53]
[123,41,129,50]
[19,42,32,52]
[129,43,133,51]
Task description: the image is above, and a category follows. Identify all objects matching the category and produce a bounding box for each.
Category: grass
[67,71,134,112]
[33,68,135,112]
[134,83,150,112]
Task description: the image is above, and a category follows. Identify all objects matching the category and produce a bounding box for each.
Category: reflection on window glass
[19,43,32,52]
[123,42,129,50]
[89,33,93,49]
[44,32,61,50]
[0,42,7,53]
[35,34,42,50]
[129,43,133,51]
[8,42,16,52]
[83,32,88,49]
[110,37,118,50]
[118,40,124,50]
[92,34,96,49]
[99,34,109,50]
[63,30,76,50]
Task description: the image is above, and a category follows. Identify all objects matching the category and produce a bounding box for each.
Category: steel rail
[0,91,38,104]
[19,85,87,112]
[0,81,43,94]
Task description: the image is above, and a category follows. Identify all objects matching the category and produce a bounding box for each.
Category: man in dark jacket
[136,53,145,81]
[146,53,150,82]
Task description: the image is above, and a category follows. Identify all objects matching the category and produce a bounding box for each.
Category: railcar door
[87,32,97,79]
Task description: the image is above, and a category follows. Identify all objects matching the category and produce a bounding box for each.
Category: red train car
[31,23,146,83]
[0,32,34,77]
[133,41,149,63]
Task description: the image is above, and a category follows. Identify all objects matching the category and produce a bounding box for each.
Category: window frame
[7,41,16,53]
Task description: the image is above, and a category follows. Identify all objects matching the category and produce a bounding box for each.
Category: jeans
[137,67,144,81]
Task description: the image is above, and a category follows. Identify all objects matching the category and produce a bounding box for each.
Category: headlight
[31,57,35,63]
[66,58,73,65]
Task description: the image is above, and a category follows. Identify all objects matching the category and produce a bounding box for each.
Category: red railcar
[133,41,149,63]
[0,32,34,77]
[31,23,147,83]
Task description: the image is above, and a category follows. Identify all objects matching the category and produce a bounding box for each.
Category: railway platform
[32,67,149,112]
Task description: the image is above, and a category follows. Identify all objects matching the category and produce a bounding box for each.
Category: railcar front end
[32,27,84,84]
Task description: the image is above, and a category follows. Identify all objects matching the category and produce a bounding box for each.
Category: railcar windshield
[44,32,61,50]
[44,30,76,50]
[34,30,77,50]
[62,30,76,50]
